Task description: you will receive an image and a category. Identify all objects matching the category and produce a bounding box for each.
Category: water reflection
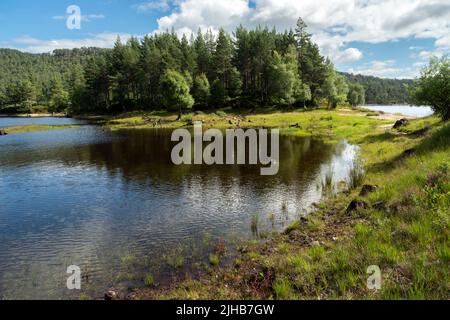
[0,126,358,299]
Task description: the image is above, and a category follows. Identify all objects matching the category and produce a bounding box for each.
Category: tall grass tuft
[250,213,260,234]
[349,159,365,189]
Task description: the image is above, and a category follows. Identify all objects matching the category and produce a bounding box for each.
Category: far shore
[0,113,68,118]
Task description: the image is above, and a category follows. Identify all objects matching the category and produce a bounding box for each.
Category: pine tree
[194,29,211,76]
[48,77,69,112]
[69,64,86,113]
[295,18,327,107]
[181,34,197,77]
[210,79,227,107]
[213,29,233,91]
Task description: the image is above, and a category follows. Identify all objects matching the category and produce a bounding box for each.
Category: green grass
[128,114,448,300]
[209,254,220,267]
[1,124,79,134]
[165,246,185,269]
[250,214,260,234]
[104,107,392,142]
[273,278,296,300]
[144,274,155,287]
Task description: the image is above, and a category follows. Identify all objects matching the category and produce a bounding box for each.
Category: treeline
[0,18,405,115]
[343,73,412,105]
[0,48,104,113]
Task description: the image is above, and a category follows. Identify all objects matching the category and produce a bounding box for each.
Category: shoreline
[0,113,68,118]
[0,124,80,135]
[119,114,448,300]
[1,108,447,300]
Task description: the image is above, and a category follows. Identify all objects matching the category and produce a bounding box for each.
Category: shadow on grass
[358,131,398,144]
[364,121,449,174]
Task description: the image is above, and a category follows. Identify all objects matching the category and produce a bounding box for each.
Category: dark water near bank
[0,123,359,299]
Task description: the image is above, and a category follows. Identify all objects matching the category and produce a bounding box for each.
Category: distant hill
[341,72,413,105]
[0,48,105,102]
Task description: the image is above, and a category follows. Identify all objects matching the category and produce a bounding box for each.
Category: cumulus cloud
[10,0,450,78]
[155,0,250,33]
[152,0,450,66]
[334,48,363,63]
[134,1,172,13]
[347,60,418,79]
[13,33,135,54]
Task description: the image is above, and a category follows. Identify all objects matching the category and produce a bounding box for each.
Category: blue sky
[1,0,449,79]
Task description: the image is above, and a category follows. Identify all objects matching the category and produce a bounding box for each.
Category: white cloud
[335,48,363,63]
[435,35,450,51]
[151,0,450,66]
[10,0,450,78]
[134,1,172,13]
[347,60,418,79]
[13,33,135,54]
[155,0,250,34]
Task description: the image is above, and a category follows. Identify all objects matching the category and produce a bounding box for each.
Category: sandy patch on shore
[338,108,413,121]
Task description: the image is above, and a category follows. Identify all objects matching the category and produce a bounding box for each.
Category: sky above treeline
[0,0,449,79]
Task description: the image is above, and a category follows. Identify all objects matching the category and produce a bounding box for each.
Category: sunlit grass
[2,124,79,134]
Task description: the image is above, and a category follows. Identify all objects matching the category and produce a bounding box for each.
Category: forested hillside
[0,19,411,114]
[0,48,106,112]
[342,73,412,105]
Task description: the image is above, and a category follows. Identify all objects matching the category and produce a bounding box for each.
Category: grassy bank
[104,107,395,142]
[0,124,80,135]
[112,110,448,300]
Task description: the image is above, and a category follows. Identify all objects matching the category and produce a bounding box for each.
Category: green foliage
[295,18,328,106]
[250,213,260,233]
[273,278,296,299]
[411,57,450,120]
[144,274,155,287]
[209,254,220,267]
[0,20,409,114]
[193,73,210,106]
[210,78,227,107]
[344,72,411,105]
[267,45,305,106]
[160,69,194,114]
[48,77,69,112]
[227,67,242,98]
[348,83,366,107]
[165,246,185,269]
[322,63,349,109]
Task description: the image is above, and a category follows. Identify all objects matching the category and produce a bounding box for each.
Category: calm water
[363,105,434,118]
[0,121,359,299]
[0,117,85,127]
